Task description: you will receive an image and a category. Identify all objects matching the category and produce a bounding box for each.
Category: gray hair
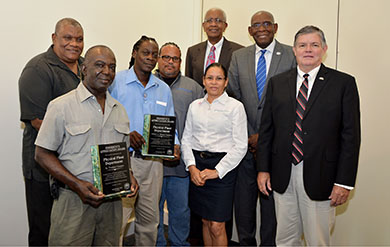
[204,8,227,22]
[294,25,326,47]
[55,17,83,34]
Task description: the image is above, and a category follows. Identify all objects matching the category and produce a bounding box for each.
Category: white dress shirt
[255,39,276,75]
[181,92,248,178]
[296,65,353,190]
[204,37,225,72]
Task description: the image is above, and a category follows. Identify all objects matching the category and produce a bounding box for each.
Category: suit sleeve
[256,77,275,172]
[185,47,193,79]
[227,52,241,100]
[227,51,256,136]
[336,76,361,186]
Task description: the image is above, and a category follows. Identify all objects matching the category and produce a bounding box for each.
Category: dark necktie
[292,74,309,165]
[256,50,267,100]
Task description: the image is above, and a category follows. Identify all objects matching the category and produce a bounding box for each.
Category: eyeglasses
[251,21,274,29]
[160,55,181,63]
[205,76,225,82]
[204,18,225,24]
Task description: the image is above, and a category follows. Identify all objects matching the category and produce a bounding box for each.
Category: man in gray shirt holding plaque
[154,42,204,246]
[34,45,138,246]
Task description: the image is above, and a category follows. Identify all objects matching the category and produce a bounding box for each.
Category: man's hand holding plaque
[142,114,177,158]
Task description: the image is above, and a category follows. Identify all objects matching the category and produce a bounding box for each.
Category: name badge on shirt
[156,100,167,107]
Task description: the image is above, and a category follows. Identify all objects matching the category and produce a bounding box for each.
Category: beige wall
[0,0,388,245]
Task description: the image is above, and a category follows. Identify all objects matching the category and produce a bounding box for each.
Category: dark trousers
[234,153,276,246]
[25,178,53,246]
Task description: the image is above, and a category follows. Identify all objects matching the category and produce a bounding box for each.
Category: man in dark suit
[185,7,243,87]
[257,25,361,246]
[228,11,296,246]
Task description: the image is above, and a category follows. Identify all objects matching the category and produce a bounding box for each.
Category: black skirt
[189,150,238,222]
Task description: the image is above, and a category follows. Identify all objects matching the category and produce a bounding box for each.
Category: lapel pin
[319,77,324,80]
[276,51,281,55]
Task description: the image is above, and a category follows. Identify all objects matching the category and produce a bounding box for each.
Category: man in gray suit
[228,10,296,246]
[185,8,243,87]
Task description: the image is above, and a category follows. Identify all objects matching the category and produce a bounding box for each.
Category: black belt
[57,180,69,189]
[193,150,226,159]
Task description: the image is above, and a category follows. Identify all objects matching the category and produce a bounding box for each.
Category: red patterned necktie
[292,74,309,165]
[205,45,216,68]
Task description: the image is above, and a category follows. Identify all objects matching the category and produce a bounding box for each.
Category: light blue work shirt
[109,67,178,151]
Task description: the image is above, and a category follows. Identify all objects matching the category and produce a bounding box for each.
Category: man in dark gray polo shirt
[18,17,84,246]
[154,42,204,246]
[34,45,138,246]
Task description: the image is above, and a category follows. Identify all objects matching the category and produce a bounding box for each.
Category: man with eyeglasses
[185,8,243,87]
[154,42,203,246]
[227,10,296,246]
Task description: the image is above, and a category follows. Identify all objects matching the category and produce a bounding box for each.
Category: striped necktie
[205,45,216,68]
[256,50,267,100]
[292,74,309,165]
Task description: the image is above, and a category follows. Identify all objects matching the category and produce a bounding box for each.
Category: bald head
[84,45,115,65]
[82,45,116,96]
[249,10,278,48]
[251,11,274,24]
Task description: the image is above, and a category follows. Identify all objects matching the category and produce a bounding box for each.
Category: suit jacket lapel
[219,38,231,65]
[304,64,328,118]
[247,45,259,104]
[268,40,283,78]
[259,40,283,106]
[288,69,298,113]
[198,41,207,69]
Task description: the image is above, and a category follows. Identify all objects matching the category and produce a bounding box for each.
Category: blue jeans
[157,176,190,246]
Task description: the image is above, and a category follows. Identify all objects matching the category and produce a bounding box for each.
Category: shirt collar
[297,64,321,81]
[201,91,229,105]
[126,66,159,89]
[255,39,276,55]
[154,70,181,87]
[46,45,83,76]
[207,36,224,50]
[77,82,117,108]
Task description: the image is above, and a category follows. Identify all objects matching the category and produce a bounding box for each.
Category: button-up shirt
[109,67,178,151]
[19,45,83,181]
[181,92,248,178]
[35,82,131,183]
[255,39,276,74]
[204,37,225,72]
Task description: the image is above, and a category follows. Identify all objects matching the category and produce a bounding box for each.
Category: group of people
[19,7,360,247]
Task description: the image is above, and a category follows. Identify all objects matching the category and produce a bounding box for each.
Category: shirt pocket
[112,123,131,143]
[64,124,92,154]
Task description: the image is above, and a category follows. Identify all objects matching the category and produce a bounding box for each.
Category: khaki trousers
[121,156,163,246]
[274,163,335,246]
[49,188,122,246]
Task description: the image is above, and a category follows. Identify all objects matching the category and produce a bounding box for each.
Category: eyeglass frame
[250,21,275,29]
[203,18,226,24]
[159,55,181,63]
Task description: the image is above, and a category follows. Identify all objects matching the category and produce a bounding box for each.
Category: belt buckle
[199,152,206,159]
